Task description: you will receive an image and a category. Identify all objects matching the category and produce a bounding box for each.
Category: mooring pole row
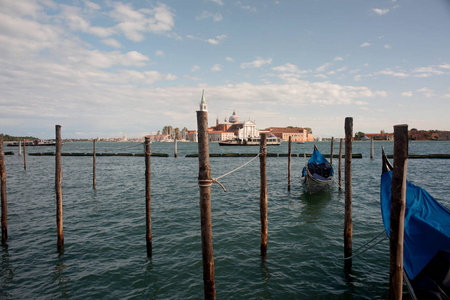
[339,138,343,190]
[389,124,408,300]
[197,108,216,300]
[0,136,7,244]
[55,125,64,251]
[93,139,96,188]
[145,136,152,258]
[260,133,268,258]
[23,140,26,170]
[330,137,334,165]
[288,136,291,192]
[344,117,353,271]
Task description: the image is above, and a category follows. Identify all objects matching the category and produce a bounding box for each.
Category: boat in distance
[301,145,334,194]
[380,148,450,300]
[7,139,57,147]
[218,135,281,146]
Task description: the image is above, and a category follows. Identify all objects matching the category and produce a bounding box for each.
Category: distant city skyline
[1,0,450,139]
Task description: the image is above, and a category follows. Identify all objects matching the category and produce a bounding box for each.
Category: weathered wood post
[288,136,291,191]
[18,140,21,156]
[144,136,152,258]
[389,124,408,299]
[260,133,268,258]
[93,139,96,188]
[344,117,353,270]
[174,138,178,158]
[0,137,7,244]
[339,138,343,190]
[330,137,334,165]
[370,138,374,159]
[23,140,26,170]
[55,125,64,250]
[197,94,216,300]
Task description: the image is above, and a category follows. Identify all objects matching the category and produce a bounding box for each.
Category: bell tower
[199,90,207,112]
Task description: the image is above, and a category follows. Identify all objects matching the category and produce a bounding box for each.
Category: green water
[1,141,449,299]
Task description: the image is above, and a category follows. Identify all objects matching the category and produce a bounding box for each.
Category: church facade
[207,110,259,142]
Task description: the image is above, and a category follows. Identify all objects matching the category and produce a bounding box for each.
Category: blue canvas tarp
[302,148,334,177]
[380,170,450,279]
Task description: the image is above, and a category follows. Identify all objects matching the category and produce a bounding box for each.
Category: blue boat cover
[302,148,334,177]
[380,171,450,279]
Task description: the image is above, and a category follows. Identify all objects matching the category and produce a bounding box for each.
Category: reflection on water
[53,253,70,298]
[1,245,14,299]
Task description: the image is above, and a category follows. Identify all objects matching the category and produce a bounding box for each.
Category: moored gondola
[301,145,334,194]
[380,148,450,299]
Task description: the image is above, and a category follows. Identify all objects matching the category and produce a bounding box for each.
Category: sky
[1,0,450,139]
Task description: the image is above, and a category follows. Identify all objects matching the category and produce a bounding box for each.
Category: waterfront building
[265,127,314,142]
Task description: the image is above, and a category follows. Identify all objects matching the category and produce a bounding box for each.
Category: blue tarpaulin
[302,148,334,177]
[380,171,450,279]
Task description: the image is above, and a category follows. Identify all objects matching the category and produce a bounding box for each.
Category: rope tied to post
[198,152,262,192]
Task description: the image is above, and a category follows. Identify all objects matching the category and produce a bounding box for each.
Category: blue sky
[1,0,450,139]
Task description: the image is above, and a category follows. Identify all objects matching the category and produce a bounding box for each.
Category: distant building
[208,111,259,141]
[265,127,314,142]
[186,130,198,142]
[365,131,394,141]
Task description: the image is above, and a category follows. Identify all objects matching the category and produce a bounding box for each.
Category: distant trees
[354,131,365,140]
[0,133,38,141]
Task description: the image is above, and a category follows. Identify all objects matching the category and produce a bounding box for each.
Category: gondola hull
[301,145,334,194]
[301,173,334,194]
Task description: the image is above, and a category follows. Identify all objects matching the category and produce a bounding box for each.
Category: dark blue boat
[381,149,450,299]
[301,145,334,194]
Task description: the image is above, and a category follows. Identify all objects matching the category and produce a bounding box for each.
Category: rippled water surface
[1,140,449,299]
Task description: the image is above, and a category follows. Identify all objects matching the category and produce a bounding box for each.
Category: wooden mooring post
[288,136,291,191]
[18,140,21,156]
[1,136,7,244]
[93,139,96,188]
[23,140,26,170]
[55,125,64,250]
[370,138,374,159]
[344,118,353,270]
[260,133,268,258]
[145,136,152,258]
[197,107,216,299]
[389,124,408,299]
[339,138,343,190]
[330,137,334,165]
[174,138,178,158]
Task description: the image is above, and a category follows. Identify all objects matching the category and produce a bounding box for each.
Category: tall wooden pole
[260,133,268,258]
[339,138,343,190]
[145,136,152,258]
[174,138,178,158]
[0,137,7,244]
[93,139,96,188]
[370,138,374,159]
[344,118,353,270]
[55,125,64,250]
[197,109,216,300]
[389,124,408,299]
[23,140,26,170]
[18,140,21,156]
[288,136,291,191]
[330,137,334,165]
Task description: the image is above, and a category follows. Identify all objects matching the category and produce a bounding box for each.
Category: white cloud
[110,2,175,42]
[376,69,409,78]
[237,2,257,12]
[211,64,222,71]
[373,8,390,15]
[102,38,121,48]
[384,44,391,49]
[211,0,224,6]
[413,65,445,77]
[273,63,299,73]
[402,91,413,97]
[225,57,234,62]
[191,65,200,72]
[416,87,435,98]
[196,11,223,22]
[316,62,331,72]
[334,57,343,61]
[156,50,164,56]
[83,0,101,10]
[438,64,450,69]
[241,57,272,69]
[360,42,371,47]
[207,34,227,45]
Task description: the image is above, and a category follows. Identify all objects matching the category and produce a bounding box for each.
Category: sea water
[1,140,449,299]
